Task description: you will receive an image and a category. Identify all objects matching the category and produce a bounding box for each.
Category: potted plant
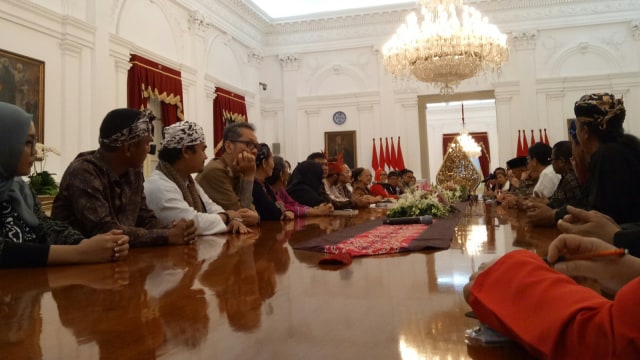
[28,143,61,200]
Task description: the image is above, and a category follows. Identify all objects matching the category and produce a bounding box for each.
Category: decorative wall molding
[357,105,373,112]
[247,48,264,65]
[59,39,83,57]
[203,0,640,53]
[188,10,211,34]
[631,20,640,40]
[547,42,623,77]
[511,31,537,50]
[279,54,301,71]
[536,72,640,92]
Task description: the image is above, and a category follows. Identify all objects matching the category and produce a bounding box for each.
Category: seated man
[499,156,529,208]
[529,142,561,198]
[52,108,196,246]
[399,168,414,192]
[195,122,259,225]
[144,121,250,234]
[370,168,399,199]
[547,141,582,209]
[504,156,528,193]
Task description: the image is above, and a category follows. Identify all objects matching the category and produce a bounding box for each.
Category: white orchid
[387,183,468,218]
[35,143,61,162]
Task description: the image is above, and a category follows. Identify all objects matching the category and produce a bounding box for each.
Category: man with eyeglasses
[196,122,260,225]
[52,108,198,247]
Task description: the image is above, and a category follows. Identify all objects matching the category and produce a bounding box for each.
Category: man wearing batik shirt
[52,108,197,247]
[547,141,582,209]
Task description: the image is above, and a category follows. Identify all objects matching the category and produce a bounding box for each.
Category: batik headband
[99,109,155,147]
[574,93,625,130]
[161,121,206,149]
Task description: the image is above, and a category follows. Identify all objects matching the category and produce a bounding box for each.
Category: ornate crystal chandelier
[456,104,481,158]
[382,0,509,95]
[457,130,481,158]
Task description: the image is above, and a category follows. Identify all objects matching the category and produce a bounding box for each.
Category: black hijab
[286,161,325,207]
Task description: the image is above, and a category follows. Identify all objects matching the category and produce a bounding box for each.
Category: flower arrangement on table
[28,143,61,196]
[387,181,468,218]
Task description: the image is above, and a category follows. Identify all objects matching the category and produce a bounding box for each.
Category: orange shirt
[469,250,640,359]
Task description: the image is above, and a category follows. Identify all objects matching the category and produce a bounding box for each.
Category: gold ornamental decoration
[436,137,481,191]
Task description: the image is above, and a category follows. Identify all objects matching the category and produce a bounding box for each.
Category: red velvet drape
[213,87,247,157]
[127,54,184,127]
[442,132,491,177]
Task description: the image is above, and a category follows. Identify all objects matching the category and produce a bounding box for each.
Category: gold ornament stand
[436,137,482,192]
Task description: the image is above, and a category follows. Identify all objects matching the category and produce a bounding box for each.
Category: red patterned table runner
[292,204,464,258]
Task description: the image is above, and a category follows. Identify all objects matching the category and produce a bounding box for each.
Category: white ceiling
[248,0,413,19]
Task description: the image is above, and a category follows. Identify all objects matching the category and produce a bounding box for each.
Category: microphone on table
[383,215,433,225]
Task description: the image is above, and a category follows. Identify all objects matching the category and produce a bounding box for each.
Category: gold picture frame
[0,49,45,142]
[325,130,357,169]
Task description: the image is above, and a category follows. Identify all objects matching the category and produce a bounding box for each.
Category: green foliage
[28,171,59,196]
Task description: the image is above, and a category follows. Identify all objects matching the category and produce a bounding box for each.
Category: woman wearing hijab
[252,143,294,221]
[0,102,128,267]
[286,160,327,207]
[265,156,333,217]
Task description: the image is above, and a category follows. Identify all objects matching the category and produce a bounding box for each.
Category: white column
[279,54,301,161]
[109,35,133,107]
[545,92,565,145]
[181,66,197,120]
[59,39,84,166]
[204,76,216,158]
[494,94,514,166]
[188,10,211,126]
[247,49,264,128]
[357,105,374,169]
[401,102,421,178]
[304,109,320,155]
[512,32,538,128]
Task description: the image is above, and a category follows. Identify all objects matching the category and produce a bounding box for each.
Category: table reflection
[0,203,559,359]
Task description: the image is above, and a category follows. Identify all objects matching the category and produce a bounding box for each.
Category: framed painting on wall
[0,49,45,142]
[325,130,357,169]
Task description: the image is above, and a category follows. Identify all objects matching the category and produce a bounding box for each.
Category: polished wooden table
[0,202,559,359]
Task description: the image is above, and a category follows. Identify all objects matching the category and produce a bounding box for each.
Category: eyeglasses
[230,139,259,150]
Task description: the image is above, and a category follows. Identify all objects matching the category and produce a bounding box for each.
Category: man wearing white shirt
[529,142,561,198]
[144,121,250,235]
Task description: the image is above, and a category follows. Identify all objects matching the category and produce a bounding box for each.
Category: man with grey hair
[196,121,260,225]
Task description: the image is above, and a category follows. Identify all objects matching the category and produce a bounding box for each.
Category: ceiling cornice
[184,0,640,54]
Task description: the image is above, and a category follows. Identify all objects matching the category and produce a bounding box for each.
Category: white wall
[1,0,639,182]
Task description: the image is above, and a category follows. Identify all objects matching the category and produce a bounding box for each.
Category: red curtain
[213,87,247,157]
[127,54,184,127]
[442,132,491,177]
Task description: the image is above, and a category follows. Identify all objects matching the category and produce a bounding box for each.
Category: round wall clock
[332,111,347,125]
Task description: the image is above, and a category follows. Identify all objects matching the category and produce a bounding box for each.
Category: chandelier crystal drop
[382,0,509,95]
[456,130,482,159]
